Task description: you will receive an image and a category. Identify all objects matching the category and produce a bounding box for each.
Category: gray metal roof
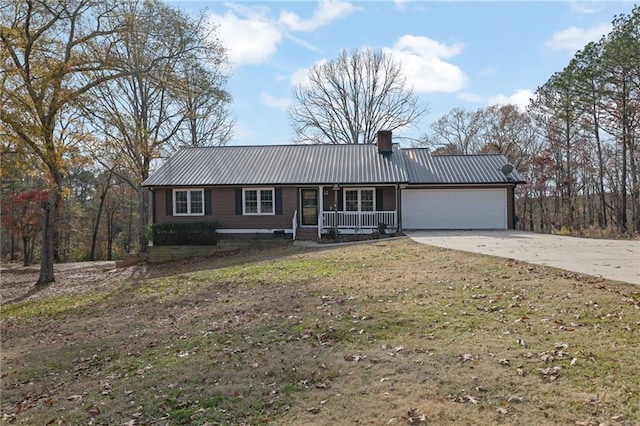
[143,144,525,187]
[402,148,526,184]
[143,144,409,186]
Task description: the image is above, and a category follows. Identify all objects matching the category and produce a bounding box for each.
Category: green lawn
[2,238,639,425]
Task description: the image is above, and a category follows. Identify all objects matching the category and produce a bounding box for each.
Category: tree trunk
[36,190,58,285]
[89,173,112,261]
[620,78,628,233]
[591,98,607,228]
[107,210,114,261]
[10,234,17,262]
[138,187,149,253]
[138,156,151,254]
[22,236,30,266]
[627,126,639,233]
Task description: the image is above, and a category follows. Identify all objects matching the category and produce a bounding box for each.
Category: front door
[301,188,318,226]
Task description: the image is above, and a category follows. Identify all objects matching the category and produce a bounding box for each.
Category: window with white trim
[344,189,375,212]
[173,189,204,215]
[243,188,274,215]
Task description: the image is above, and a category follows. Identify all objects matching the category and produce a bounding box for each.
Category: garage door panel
[402,189,507,230]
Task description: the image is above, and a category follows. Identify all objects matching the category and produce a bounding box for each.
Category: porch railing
[321,211,397,230]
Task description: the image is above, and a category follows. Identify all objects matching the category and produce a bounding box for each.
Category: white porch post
[318,186,323,239]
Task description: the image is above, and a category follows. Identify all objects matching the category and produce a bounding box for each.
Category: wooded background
[1,2,638,269]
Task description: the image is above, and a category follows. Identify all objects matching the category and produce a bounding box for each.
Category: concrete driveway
[405,230,640,285]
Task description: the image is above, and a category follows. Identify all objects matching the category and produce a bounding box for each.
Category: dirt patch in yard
[0,261,141,305]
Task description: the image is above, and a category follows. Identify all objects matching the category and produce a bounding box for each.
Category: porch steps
[295,228,318,241]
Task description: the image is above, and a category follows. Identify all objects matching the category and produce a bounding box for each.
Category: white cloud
[487,89,534,110]
[206,1,359,67]
[260,91,290,111]
[393,34,463,59]
[569,1,601,14]
[290,35,467,94]
[279,0,359,32]
[290,59,328,87]
[545,23,611,52]
[384,35,468,93]
[207,11,282,66]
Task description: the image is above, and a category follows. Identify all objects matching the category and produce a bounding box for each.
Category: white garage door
[402,189,507,230]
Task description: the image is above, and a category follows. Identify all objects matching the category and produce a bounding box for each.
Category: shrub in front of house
[152,222,218,246]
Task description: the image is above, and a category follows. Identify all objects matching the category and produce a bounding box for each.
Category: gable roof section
[142,144,409,187]
[403,148,526,184]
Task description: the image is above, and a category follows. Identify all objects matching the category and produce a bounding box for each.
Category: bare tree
[476,104,540,163]
[289,48,427,144]
[422,108,483,154]
[82,0,230,251]
[171,62,235,149]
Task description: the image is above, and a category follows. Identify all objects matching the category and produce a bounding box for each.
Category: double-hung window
[344,189,375,212]
[243,188,274,215]
[173,189,204,215]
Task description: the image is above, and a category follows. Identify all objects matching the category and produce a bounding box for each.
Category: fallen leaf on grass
[403,407,426,423]
[460,353,476,362]
[344,354,366,362]
[538,366,561,381]
[539,352,555,363]
[507,395,525,403]
[2,414,16,423]
[101,381,112,395]
[307,406,321,414]
[465,395,480,404]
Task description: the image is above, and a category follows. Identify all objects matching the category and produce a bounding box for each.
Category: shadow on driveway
[405,230,640,285]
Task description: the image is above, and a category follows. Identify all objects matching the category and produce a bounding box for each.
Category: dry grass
[1,238,639,425]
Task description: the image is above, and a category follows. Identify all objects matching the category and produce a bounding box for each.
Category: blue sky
[169,1,635,146]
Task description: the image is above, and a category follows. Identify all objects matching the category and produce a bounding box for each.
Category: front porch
[293,210,398,240]
[293,185,400,240]
[321,211,397,233]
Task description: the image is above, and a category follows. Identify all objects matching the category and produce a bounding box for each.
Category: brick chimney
[377,130,392,154]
